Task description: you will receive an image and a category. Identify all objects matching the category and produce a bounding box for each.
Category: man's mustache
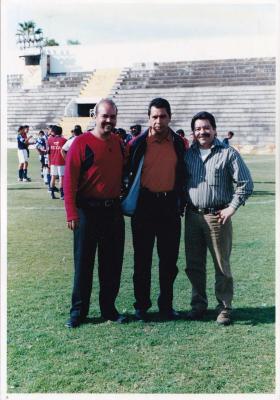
[199,133,211,138]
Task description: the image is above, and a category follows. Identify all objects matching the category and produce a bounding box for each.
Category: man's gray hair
[94,98,118,116]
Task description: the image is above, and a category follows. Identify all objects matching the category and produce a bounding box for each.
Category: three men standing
[64,99,253,327]
[184,111,253,325]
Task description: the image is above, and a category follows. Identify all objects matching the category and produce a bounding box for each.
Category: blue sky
[4,0,276,51]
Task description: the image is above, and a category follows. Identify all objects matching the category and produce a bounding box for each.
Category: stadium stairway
[60,68,122,134]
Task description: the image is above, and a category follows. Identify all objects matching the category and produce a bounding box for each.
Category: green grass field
[7,149,275,394]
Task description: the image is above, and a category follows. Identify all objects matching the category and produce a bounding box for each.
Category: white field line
[8,207,65,210]
[7,181,46,186]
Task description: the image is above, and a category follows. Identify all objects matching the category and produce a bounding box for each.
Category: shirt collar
[148,128,172,143]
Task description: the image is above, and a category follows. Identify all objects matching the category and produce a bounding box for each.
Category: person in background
[48,125,67,200]
[130,124,142,138]
[184,111,253,325]
[176,129,189,150]
[35,130,48,180]
[128,124,142,146]
[116,128,132,146]
[17,125,33,182]
[61,125,83,159]
[222,131,234,147]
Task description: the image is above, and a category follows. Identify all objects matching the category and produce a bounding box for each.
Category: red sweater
[48,135,67,166]
[64,132,125,221]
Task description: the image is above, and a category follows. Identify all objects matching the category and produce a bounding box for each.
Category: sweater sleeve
[63,139,83,221]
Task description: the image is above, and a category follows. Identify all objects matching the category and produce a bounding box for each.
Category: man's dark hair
[176,129,185,137]
[18,126,24,132]
[191,111,216,131]
[228,131,234,137]
[95,98,118,116]
[52,125,62,136]
[23,125,29,129]
[73,125,82,135]
[73,127,82,136]
[116,128,126,137]
[148,98,171,118]
[130,124,142,135]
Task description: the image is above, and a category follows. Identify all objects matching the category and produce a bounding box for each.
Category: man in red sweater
[48,125,67,199]
[64,98,127,328]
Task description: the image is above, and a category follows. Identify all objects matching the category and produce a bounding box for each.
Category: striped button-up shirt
[185,138,253,210]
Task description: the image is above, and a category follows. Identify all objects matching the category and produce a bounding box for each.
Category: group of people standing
[63,97,254,329]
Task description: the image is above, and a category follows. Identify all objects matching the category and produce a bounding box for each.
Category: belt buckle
[104,199,113,207]
[197,207,205,214]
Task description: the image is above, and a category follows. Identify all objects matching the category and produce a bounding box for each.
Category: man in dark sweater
[125,98,186,321]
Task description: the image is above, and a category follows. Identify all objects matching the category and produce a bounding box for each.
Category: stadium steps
[79,68,121,99]
[7,72,93,142]
[109,85,275,147]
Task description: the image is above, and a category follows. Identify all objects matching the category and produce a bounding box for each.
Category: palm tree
[44,38,59,46]
[16,21,44,49]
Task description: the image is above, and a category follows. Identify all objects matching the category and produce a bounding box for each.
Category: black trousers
[131,190,181,312]
[70,203,125,320]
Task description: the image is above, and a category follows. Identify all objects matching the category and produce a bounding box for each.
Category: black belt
[79,198,120,208]
[188,204,227,215]
[141,187,175,199]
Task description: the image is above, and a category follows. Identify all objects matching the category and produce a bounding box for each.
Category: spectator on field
[48,125,67,200]
[222,131,234,147]
[35,130,49,182]
[130,124,142,138]
[184,111,253,326]
[17,125,33,182]
[61,125,83,159]
[176,129,189,150]
[116,128,132,146]
[23,125,31,157]
[63,98,127,328]
[128,124,142,146]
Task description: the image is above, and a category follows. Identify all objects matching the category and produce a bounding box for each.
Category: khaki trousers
[185,210,233,311]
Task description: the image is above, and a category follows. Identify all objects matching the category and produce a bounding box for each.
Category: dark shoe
[184,309,206,321]
[135,309,148,321]
[53,186,59,192]
[216,309,232,326]
[159,309,181,320]
[65,317,83,328]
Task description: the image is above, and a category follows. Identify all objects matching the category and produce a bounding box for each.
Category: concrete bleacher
[7,71,93,142]
[110,58,275,153]
[7,57,276,153]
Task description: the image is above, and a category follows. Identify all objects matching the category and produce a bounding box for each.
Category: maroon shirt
[48,135,67,166]
[64,131,125,221]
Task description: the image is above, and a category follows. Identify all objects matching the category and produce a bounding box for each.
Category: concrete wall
[7,34,276,74]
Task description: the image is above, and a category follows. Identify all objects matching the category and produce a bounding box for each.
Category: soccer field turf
[7,149,275,393]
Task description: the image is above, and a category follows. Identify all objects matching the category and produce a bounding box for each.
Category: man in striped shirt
[184,111,253,325]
